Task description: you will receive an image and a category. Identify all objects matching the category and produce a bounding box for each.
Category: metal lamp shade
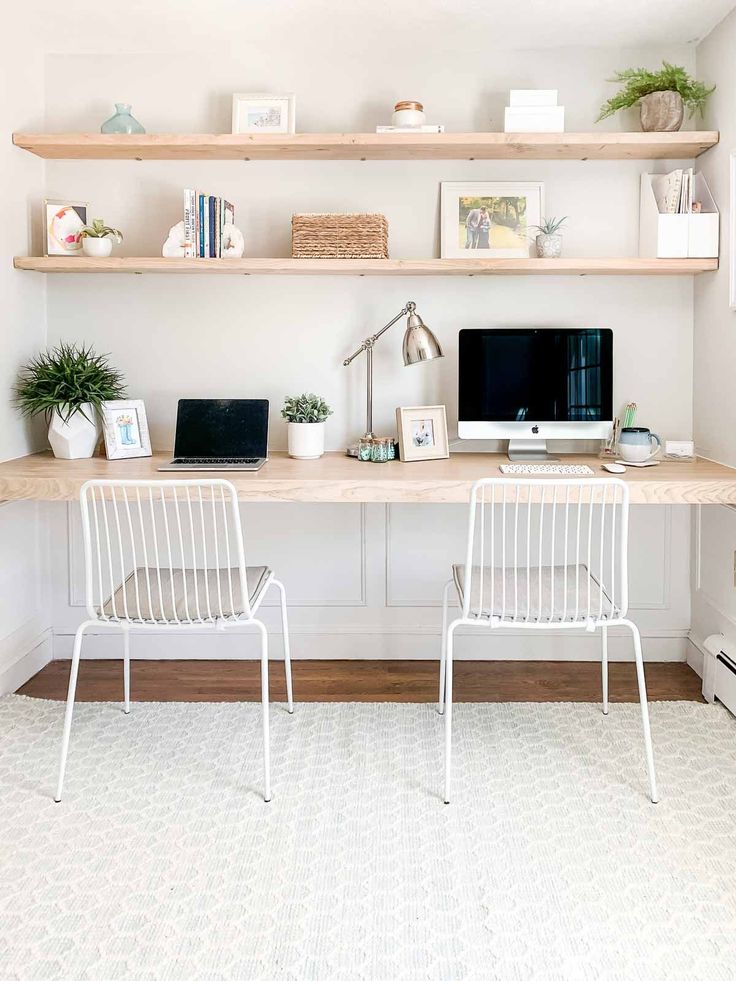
[402,311,444,366]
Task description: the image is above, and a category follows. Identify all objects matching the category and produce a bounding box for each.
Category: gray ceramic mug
[618,427,662,463]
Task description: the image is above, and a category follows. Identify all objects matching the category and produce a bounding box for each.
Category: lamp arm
[342,302,414,367]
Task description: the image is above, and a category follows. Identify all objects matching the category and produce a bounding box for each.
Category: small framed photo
[43,199,88,256]
[101,400,152,460]
[231,93,295,134]
[440,181,544,259]
[395,405,450,462]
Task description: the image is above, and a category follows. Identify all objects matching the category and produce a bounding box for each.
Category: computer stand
[507,439,560,462]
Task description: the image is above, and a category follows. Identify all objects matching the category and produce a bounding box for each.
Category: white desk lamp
[342,301,443,456]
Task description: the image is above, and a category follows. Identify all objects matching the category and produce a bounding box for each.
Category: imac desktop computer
[458,327,613,461]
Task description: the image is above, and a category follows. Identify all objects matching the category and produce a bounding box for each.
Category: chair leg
[601,624,609,716]
[55,620,94,802]
[256,621,272,803]
[625,620,659,804]
[438,579,452,715]
[272,578,293,714]
[444,620,460,804]
[123,629,131,715]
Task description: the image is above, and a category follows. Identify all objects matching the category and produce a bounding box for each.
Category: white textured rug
[2,695,736,981]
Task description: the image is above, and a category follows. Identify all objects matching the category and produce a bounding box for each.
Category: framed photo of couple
[440,181,544,259]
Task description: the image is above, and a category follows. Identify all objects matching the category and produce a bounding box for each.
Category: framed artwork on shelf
[43,199,88,257]
[440,181,544,259]
[231,93,296,135]
[395,405,449,462]
[101,400,152,460]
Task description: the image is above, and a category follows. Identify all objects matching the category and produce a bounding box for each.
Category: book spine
[198,193,204,257]
[209,195,216,258]
[215,198,221,257]
[183,190,192,258]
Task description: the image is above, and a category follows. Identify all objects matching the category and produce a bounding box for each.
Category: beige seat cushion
[102,566,271,622]
[452,563,615,622]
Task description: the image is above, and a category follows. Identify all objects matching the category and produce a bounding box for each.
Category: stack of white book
[504,90,565,133]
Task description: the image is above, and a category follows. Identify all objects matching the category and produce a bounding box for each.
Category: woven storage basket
[291,213,389,259]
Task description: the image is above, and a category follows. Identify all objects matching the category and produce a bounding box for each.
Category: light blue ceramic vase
[100,103,145,134]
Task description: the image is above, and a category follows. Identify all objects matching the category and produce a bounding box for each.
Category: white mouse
[602,463,627,474]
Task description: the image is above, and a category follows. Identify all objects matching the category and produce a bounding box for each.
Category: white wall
[690,8,736,685]
[0,18,52,691]
[36,41,697,662]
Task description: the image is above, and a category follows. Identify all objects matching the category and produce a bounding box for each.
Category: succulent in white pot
[80,217,123,258]
[15,343,126,459]
[533,216,568,258]
[282,393,333,460]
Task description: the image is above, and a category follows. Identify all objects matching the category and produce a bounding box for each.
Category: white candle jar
[391,101,425,127]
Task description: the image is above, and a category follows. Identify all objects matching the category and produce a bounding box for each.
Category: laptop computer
[158,399,269,471]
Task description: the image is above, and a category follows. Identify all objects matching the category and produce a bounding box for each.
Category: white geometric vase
[48,403,101,459]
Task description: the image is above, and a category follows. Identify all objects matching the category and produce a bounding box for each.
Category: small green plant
[281,393,333,424]
[597,62,715,121]
[79,218,123,241]
[533,216,568,236]
[15,342,126,423]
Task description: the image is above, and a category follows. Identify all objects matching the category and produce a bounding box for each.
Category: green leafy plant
[597,62,715,121]
[281,393,333,424]
[15,342,126,423]
[79,218,123,241]
[533,216,568,236]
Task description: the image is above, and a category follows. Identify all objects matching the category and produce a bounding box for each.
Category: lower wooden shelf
[13,256,718,276]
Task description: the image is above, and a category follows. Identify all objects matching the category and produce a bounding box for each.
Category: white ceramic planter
[48,403,101,459]
[287,422,325,460]
[82,237,113,258]
[535,233,562,258]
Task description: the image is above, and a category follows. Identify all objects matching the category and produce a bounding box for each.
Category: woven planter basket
[291,213,389,259]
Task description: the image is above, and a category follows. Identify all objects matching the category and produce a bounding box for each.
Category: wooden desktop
[1,451,735,504]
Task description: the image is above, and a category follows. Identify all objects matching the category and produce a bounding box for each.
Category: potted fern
[282,393,333,460]
[80,217,123,258]
[16,343,126,459]
[533,216,567,258]
[597,62,715,132]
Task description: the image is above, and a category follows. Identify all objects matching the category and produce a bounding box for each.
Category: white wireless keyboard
[499,464,595,476]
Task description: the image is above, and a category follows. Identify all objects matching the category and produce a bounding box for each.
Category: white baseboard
[52,625,689,663]
[0,630,53,694]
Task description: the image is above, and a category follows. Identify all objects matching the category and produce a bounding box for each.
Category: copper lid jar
[392,101,425,128]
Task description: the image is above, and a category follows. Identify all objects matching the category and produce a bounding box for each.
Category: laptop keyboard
[173,458,260,465]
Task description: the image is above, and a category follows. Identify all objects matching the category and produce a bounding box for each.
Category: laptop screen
[173,399,269,458]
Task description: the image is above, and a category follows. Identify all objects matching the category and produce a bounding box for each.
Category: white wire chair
[55,478,293,804]
[438,477,657,805]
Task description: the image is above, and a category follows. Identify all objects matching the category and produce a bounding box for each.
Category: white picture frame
[730,151,736,309]
[231,93,296,135]
[440,181,544,259]
[101,400,152,460]
[395,405,449,462]
[43,199,88,257]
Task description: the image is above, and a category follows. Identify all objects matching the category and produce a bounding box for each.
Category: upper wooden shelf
[11,131,719,161]
[13,256,718,276]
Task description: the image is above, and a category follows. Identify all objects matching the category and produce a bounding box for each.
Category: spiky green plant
[281,393,333,424]
[79,218,123,241]
[15,342,126,423]
[597,62,715,121]
[533,216,568,236]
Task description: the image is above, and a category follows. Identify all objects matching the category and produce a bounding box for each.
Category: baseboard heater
[716,649,736,717]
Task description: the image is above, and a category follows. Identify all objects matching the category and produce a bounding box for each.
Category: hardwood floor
[18,659,704,703]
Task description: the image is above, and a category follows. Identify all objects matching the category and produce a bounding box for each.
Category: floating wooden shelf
[14,256,718,276]
[11,131,719,161]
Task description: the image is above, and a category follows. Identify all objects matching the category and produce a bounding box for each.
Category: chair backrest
[79,479,250,625]
[460,477,630,624]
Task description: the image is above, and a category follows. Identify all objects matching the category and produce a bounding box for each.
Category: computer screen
[174,399,269,458]
[459,328,613,424]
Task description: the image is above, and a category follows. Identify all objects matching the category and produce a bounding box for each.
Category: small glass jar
[387,439,396,461]
[370,437,392,463]
[392,101,425,128]
[358,436,374,462]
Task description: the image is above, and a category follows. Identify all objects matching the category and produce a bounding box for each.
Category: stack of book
[183,190,235,258]
[504,90,565,133]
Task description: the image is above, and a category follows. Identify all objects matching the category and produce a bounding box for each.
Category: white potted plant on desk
[79,217,123,258]
[282,393,333,460]
[15,342,126,459]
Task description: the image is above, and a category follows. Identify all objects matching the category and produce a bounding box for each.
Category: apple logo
[531,425,539,434]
